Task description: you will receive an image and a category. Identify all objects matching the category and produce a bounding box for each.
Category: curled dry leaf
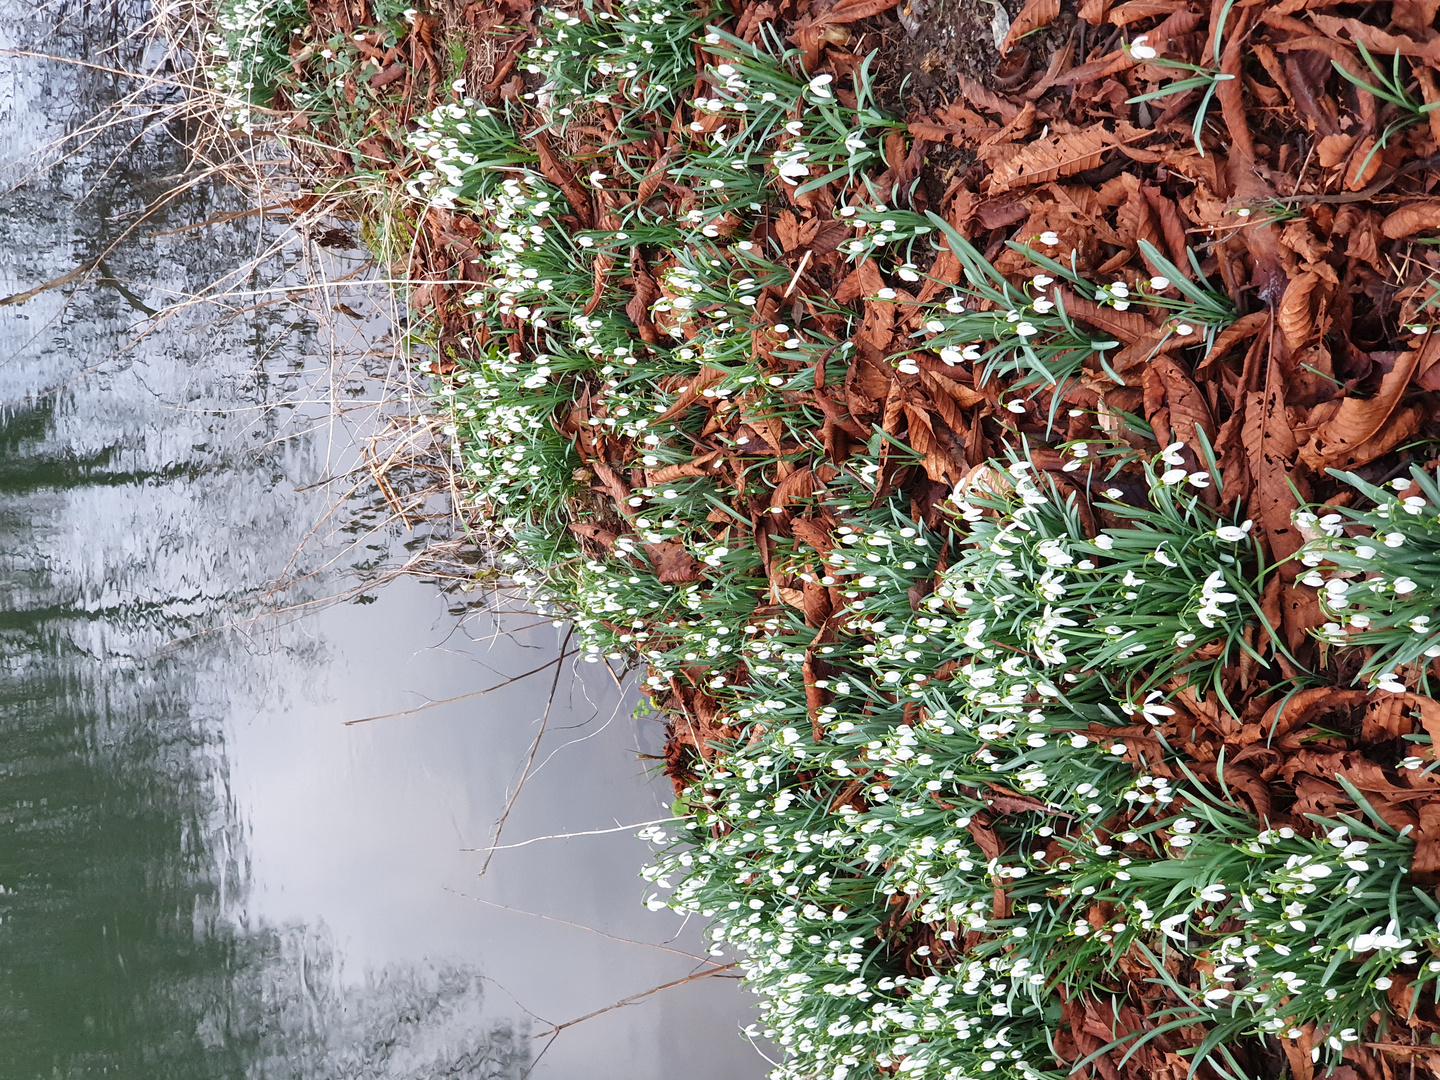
[1382,200,1440,239]
[1277,270,1320,349]
[998,0,1059,56]
[1298,345,1425,469]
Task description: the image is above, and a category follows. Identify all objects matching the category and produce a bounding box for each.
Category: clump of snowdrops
[642,454,1440,1079]
[1298,466,1440,691]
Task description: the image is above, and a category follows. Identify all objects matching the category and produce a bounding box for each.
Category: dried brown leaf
[1382,200,1440,240]
[1299,343,1427,469]
[986,128,1111,193]
[999,0,1059,56]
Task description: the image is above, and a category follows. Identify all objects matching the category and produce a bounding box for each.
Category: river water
[0,1,762,1076]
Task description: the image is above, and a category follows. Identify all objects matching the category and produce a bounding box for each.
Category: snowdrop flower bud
[1149,275,1170,290]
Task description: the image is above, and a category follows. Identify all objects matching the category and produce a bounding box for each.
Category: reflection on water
[0,0,759,1076]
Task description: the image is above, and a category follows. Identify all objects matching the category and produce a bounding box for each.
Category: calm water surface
[0,2,762,1076]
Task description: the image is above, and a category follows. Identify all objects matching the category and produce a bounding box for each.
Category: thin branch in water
[478,627,573,878]
[443,888,724,966]
[462,816,686,853]
[344,650,579,725]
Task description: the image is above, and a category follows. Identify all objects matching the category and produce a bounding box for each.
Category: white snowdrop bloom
[1383,531,1405,547]
[1395,576,1418,594]
[1128,33,1158,60]
[1006,400,1027,414]
[939,347,963,365]
[1374,671,1407,694]
[1175,323,1195,336]
[875,288,897,300]
[1215,520,1253,542]
[1160,441,1186,466]
[944,296,966,313]
[1161,467,1187,485]
[897,358,920,375]
[1015,321,1038,337]
[807,73,834,99]
[1039,231,1060,246]
[1149,275,1171,290]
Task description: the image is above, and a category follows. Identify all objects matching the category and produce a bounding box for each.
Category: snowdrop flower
[1374,671,1407,694]
[1039,231,1060,246]
[1015,321,1037,337]
[945,295,966,313]
[1394,575,1418,594]
[1121,690,1174,725]
[1034,275,1054,287]
[807,73,833,99]
[1175,323,1196,336]
[588,169,607,184]
[939,347,963,365]
[875,288,896,300]
[1005,400,1027,414]
[1383,531,1406,547]
[1149,275,1171,290]
[962,345,983,361]
[1187,471,1210,488]
[1128,34,1158,60]
[843,132,866,154]
[1161,467,1187,485]
[1160,441,1186,466]
[1215,520,1253,543]
[897,264,920,282]
[897,358,920,375]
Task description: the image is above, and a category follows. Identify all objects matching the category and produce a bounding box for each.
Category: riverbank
[209,0,1440,1074]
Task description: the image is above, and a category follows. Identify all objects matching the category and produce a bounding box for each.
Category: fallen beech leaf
[1299,346,1424,469]
[646,540,704,584]
[1344,136,1382,191]
[1316,132,1354,168]
[1243,358,1305,566]
[649,449,724,484]
[1145,355,1215,449]
[1056,286,1151,343]
[986,129,1112,194]
[1382,200,1440,239]
[999,0,1059,56]
[1277,270,1321,349]
[815,0,900,23]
